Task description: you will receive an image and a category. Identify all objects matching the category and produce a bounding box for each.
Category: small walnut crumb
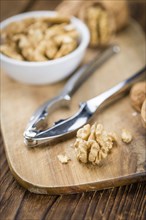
[132,112,138,117]
[57,154,71,164]
[74,123,117,165]
[121,129,132,144]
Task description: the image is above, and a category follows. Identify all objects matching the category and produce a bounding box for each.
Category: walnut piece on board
[74,123,117,165]
[121,129,133,144]
[141,99,146,128]
[130,81,146,112]
[57,154,71,164]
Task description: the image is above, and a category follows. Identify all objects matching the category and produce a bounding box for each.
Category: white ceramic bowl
[0,11,90,85]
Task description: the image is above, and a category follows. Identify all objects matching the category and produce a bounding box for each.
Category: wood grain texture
[1,20,146,194]
[0,0,146,219]
[0,137,146,220]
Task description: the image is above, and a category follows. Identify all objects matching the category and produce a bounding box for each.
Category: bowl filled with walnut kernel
[0,11,90,85]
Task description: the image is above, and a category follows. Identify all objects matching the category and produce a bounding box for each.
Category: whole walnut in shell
[141,99,146,128]
[130,82,146,112]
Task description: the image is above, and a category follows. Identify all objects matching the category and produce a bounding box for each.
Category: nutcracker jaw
[23,94,71,147]
[23,101,92,147]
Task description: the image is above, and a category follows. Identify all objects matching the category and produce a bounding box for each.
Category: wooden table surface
[0,1,146,219]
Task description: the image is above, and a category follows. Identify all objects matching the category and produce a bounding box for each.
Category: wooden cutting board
[1,20,146,195]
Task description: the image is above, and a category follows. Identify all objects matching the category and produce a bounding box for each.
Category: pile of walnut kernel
[0,16,79,61]
[57,123,133,165]
[74,123,117,165]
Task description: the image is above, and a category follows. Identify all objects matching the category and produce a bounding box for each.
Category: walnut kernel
[57,154,71,164]
[121,129,132,144]
[74,123,117,165]
[86,6,111,47]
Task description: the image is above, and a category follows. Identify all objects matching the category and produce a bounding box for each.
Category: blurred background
[1,0,146,33]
